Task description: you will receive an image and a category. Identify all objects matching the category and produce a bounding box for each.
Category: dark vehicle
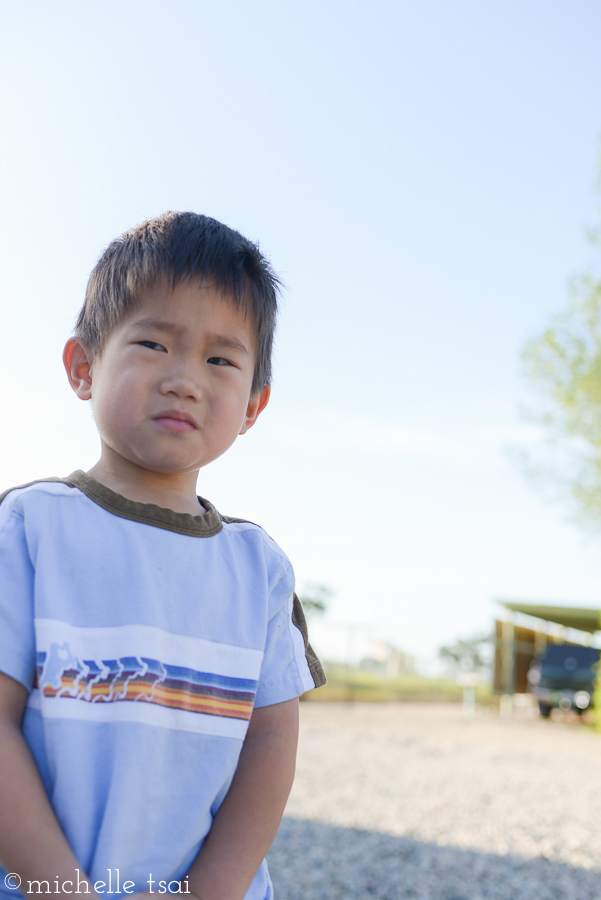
[527,644,600,718]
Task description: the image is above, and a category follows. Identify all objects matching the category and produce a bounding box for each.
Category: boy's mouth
[152,409,198,433]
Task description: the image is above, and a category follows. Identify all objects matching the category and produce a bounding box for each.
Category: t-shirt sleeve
[254,564,326,709]
[0,494,37,691]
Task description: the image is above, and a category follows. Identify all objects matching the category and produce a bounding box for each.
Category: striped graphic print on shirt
[35,651,257,720]
[29,619,264,738]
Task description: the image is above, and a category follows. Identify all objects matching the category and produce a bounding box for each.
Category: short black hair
[75,212,280,393]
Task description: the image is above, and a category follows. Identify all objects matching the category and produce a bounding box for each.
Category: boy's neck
[87,458,206,517]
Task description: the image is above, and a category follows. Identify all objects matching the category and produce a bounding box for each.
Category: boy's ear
[63,338,94,401]
[239,385,271,435]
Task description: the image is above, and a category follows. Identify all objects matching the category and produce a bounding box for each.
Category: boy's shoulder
[218,511,290,561]
[0,477,77,525]
[0,476,68,504]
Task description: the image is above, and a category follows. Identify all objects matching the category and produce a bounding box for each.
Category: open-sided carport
[494,600,601,699]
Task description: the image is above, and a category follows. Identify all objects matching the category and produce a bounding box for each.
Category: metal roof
[498,600,600,634]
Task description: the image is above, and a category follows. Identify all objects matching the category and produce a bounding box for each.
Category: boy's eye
[207,357,232,367]
[138,340,167,352]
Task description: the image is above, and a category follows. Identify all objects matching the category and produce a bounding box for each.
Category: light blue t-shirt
[0,472,325,900]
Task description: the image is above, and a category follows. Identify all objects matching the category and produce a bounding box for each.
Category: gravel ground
[267,702,601,899]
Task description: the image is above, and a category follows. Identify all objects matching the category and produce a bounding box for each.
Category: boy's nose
[159,367,202,401]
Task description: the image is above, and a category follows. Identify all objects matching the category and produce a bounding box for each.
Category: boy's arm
[0,672,99,900]
[185,697,299,900]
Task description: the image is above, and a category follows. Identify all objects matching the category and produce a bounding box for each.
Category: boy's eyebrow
[131,317,250,355]
[205,334,250,355]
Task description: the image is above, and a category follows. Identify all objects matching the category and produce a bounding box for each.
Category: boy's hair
[75,212,280,393]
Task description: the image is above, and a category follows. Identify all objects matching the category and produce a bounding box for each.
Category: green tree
[438,633,492,677]
[298,583,333,617]
[520,258,601,529]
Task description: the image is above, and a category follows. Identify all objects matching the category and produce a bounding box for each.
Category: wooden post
[500,614,515,717]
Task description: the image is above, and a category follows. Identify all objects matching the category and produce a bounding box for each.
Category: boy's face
[64,279,269,494]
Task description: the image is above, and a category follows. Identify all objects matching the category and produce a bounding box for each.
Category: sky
[1,0,601,671]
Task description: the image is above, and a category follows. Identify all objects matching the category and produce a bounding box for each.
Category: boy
[0,212,325,900]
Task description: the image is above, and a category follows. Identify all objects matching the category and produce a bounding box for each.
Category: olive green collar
[65,470,223,537]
